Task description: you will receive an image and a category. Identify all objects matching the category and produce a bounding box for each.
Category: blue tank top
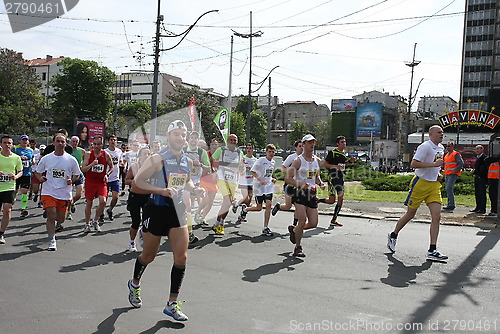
[149,147,190,207]
[12,146,34,176]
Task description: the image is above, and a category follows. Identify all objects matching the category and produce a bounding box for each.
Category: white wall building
[27,55,65,106]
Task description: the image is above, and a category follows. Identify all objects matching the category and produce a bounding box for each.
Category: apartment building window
[42,72,47,81]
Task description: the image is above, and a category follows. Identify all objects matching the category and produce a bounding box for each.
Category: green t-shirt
[0,153,23,192]
[71,147,85,166]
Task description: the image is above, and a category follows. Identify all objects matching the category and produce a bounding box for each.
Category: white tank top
[295,155,320,185]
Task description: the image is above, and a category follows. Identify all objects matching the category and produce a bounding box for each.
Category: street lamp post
[404,43,421,166]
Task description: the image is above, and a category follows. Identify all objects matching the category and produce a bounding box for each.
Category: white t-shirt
[283,152,299,169]
[413,140,445,181]
[36,152,81,200]
[105,147,123,182]
[123,150,139,166]
[239,155,258,186]
[251,157,275,196]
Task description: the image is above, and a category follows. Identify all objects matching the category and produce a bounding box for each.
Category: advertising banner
[74,120,105,149]
[331,99,356,112]
[356,103,382,141]
[373,140,398,160]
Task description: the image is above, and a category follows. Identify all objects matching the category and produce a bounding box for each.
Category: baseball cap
[167,120,187,133]
[301,134,316,142]
[39,144,46,150]
[20,135,29,140]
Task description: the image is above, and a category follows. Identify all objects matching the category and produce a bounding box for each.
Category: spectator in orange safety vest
[485,154,500,216]
[442,142,464,212]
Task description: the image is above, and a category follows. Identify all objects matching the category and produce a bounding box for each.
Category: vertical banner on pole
[188,97,196,131]
[214,108,230,145]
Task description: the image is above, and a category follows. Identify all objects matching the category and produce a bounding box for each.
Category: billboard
[331,99,356,112]
[373,140,398,160]
[356,103,382,141]
[74,120,105,149]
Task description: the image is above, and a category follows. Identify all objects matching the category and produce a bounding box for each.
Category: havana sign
[438,110,500,129]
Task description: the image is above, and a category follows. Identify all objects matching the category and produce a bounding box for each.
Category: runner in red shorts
[81,136,113,233]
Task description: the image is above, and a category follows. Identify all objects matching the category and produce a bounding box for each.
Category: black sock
[133,257,148,282]
[428,244,436,252]
[390,232,398,239]
[318,198,326,203]
[170,264,186,298]
[0,231,4,236]
[292,218,298,226]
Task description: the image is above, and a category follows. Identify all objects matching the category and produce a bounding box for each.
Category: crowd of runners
[0,122,451,321]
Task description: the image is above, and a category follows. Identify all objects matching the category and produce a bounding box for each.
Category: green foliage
[232,96,267,146]
[312,119,331,149]
[50,58,115,129]
[229,111,246,145]
[234,96,258,120]
[289,121,308,145]
[117,101,151,136]
[248,109,267,147]
[362,174,414,191]
[273,168,285,181]
[0,48,44,133]
[162,85,221,143]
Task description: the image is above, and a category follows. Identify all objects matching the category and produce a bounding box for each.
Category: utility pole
[404,43,421,165]
[150,0,162,144]
[267,77,272,145]
[227,35,234,135]
[233,12,263,144]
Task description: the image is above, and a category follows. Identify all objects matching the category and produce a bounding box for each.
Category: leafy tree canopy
[289,121,308,145]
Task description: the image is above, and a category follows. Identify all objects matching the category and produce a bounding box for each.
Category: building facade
[460,0,499,110]
[27,55,65,106]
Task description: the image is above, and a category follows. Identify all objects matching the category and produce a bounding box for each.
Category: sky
[0,0,465,109]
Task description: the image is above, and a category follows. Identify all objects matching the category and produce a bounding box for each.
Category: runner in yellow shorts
[404,176,442,210]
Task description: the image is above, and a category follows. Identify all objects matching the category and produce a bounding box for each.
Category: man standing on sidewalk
[442,142,464,212]
[387,125,448,261]
[471,145,488,214]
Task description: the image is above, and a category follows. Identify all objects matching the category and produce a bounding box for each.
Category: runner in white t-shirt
[35,133,81,251]
[238,144,277,236]
[104,135,123,221]
[232,143,257,220]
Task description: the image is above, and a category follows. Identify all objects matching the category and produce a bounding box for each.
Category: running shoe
[127,279,142,308]
[107,208,114,221]
[98,214,104,223]
[189,233,199,244]
[387,233,397,253]
[293,246,305,257]
[288,225,296,244]
[330,218,343,227]
[199,218,208,226]
[163,301,188,321]
[262,227,273,236]
[120,191,125,196]
[21,209,28,218]
[84,224,92,233]
[92,219,102,232]
[212,224,224,235]
[33,194,38,203]
[427,250,448,261]
[55,222,64,233]
[28,193,32,200]
[231,199,239,214]
[194,213,202,224]
[0,235,5,244]
[37,201,42,208]
[271,202,280,216]
[66,212,72,221]
[129,241,137,252]
[70,203,76,213]
[239,204,248,220]
[47,239,57,251]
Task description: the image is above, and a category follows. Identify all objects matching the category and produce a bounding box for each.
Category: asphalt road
[1,195,499,334]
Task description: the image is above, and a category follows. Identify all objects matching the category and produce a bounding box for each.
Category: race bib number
[264,168,273,178]
[22,160,29,168]
[112,156,119,165]
[51,169,66,179]
[191,166,200,176]
[130,157,138,164]
[435,152,443,161]
[223,169,236,182]
[306,170,318,178]
[169,172,188,189]
[0,174,11,182]
[92,164,105,173]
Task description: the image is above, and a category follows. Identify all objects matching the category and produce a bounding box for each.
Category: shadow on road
[380,253,432,288]
[93,307,130,334]
[400,227,500,334]
[59,250,137,273]
[138,320,185,333]
[242,252,304,282]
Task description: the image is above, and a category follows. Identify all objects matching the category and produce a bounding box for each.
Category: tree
[0,48,44,134]
[313,119,332,149]
[50,58,115,129]
[233,96,267,147]
[289,121,308,145]
[229,111,246,144]
[162,85,221,143]
[117,101,151,137]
